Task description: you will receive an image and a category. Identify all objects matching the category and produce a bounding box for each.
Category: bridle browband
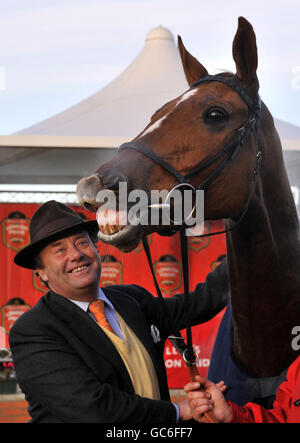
[117,74,263,368]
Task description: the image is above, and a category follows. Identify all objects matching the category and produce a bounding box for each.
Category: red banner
[0,203,226,388]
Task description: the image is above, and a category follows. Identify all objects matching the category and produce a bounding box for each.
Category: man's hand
[184,375,232,423]
[176,397,192,421]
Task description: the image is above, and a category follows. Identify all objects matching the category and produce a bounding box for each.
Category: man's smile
[68,263,91,274]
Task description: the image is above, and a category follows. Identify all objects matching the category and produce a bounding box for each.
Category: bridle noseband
[117,75,263,369]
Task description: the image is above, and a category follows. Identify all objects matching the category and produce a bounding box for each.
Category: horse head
[77,17,263,252]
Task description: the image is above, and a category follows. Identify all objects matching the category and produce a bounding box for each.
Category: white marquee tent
[0,25,299,208]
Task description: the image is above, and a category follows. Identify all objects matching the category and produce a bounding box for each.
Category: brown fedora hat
[14,200,98,270]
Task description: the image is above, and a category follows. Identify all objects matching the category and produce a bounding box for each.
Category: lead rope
[142,231,218,423]
[141,237,188,357]
[179,228,217,423]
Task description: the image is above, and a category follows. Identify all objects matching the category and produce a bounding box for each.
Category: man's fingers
[216,381,227,392]
[184,376,211,392]
[194,375,210,386]
[192,403,213,421]
[188,390,211,401]
[190,398,213,409]
[184,381,201,393]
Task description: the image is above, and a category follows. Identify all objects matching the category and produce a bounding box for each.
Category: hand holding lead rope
[186,363,219,423]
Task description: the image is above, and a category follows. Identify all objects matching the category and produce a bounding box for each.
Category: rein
[118,75,262,422]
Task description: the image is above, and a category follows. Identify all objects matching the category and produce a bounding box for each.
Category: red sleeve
[228,400,287,423]
[228,368,293,423]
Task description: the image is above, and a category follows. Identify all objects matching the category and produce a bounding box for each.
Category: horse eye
[204,107,228,124]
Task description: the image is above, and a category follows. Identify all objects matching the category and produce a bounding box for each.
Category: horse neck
[226,113,300,377]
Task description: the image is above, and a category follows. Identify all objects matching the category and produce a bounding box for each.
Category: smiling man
[9,200,229,423]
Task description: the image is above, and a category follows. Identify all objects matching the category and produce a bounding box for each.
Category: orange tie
[88,300,115,333]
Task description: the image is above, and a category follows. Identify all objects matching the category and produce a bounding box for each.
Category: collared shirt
[70,288,124,339]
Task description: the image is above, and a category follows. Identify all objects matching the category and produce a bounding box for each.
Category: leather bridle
[118,75,262,383]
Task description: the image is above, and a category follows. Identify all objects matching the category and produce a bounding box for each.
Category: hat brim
[14,220,99,270]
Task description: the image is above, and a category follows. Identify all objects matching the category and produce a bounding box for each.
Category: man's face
[37,231,101,301]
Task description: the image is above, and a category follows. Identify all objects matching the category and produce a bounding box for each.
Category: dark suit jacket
[9,259,228,423]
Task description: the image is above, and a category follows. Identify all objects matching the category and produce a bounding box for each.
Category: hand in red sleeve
[184,375,232,423]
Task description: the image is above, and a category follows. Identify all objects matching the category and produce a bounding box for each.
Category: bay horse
[77,18,300,391]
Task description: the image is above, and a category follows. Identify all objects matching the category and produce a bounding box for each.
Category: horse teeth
[96,208,127,232]
[99,223,125,235]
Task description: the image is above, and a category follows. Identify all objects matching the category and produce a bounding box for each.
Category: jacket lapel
[43,292,134,390]
[105,290,156,352]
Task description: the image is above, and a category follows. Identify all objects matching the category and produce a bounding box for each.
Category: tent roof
[18,26,189,139]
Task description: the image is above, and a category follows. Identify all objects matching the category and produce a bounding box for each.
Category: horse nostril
[98,173,127,191]
[76,174,102,211]
[83,202,90,210]
[83,202,97,212]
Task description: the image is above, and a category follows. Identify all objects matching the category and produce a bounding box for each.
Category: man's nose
[69,244,84,260]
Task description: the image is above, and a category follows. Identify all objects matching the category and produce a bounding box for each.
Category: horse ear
[232,17,258,84]
[177,35,208,86]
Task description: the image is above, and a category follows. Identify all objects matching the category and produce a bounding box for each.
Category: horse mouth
[96,206,142,251]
